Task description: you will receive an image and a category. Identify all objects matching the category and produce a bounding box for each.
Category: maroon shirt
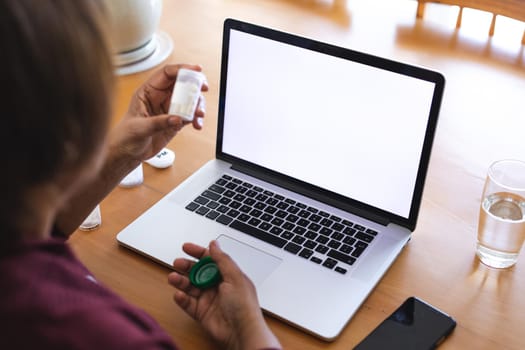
[0,235,177,349]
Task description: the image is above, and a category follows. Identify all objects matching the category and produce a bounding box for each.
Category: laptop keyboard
[185,174,379,275]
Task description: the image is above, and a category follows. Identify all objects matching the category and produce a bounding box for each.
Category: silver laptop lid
[216,19,445,231]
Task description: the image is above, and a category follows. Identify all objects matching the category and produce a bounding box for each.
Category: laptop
[117,19,445,341]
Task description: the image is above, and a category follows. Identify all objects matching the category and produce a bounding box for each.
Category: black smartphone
[354,297,456,350]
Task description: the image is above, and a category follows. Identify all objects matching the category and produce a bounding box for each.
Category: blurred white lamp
[103,0,173,75]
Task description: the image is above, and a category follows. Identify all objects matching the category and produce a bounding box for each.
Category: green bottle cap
[189,256,222,289]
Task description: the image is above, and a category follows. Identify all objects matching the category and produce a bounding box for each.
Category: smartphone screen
[354,297,456,350]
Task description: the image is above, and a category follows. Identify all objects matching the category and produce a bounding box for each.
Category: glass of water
[477,159,525,268]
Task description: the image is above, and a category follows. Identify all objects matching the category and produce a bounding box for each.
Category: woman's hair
[0,0,114,237]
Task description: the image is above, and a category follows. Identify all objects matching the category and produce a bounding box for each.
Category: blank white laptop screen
[222,30,436,219]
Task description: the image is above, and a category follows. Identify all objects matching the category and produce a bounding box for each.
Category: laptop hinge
[231,163,390,227]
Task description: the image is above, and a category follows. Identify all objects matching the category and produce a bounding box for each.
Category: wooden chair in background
[415,0,525,44]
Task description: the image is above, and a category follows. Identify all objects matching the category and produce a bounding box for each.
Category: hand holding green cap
[189,256,222,289]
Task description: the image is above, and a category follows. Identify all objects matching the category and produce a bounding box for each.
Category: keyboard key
[309,214,322,223]
[275,210,288,218]
[246,190,258,198]
[287,206,299,214]
[292,226,306,235]
[308,223,321,232]
[217,205,229,213]
[229,201,241,209]
[253,186,263,192]
[299,248,314,259]
[185,202,199,211]
[328,249,356,265]
[328,240,341,249]
[304,240,317,249]
[315,235,329,244]
[244,198,256,206]
[254,202,266,210]
[343,236,356,245]
[342,219,354,226]
[319,211,330,218]
[298,210,311,218]
[249,209,262,218]
[274,194,284,200]
[335,267,347,274]
[284,198,296,205]
[286,214,299,223]
[277,202,289,210]
[222,174,232,180]
[235,187,248,194]
[226,209,240,218]
[319,227,333,236]
[206,201,220,209]
[263,190,274,196]
[270,218,284,226]
[366,228,379,236]
[281,231,294,240]
[206,210,220,220]
[224,190,235,198]
[284,242,301,254]
[232,178,243,184]
[296,203,307,209]
[248,218,261,226]
[352,247,366,258]
[331,232,344,241]
[354,224,366,231]
[355,231,374,243]
[233,194,246,202]
[304,231,317,240]
[238,213,250,222]
[282,222,295,230]
[310,256,323,264]
[343,227,356,236]
[255,194,268,202]
[297,219,309,227]
[266,198,278,206]
[219,197,231,205]
[239,205,251,213]
[196,206,209,215]
[340,244,353,254]
[332,223,344,232]
[194,196,209,205]
[209,184,226,194]
[292,235,306,244]
[315,245,329,254]
[270,227,283,235]
[230,220,287,248]
[202,190,221,201]
[216,214,233,225]
[260,213,272,222]
[352,241,368,258]
[242,182,253,188]
[264,206,277,214]
[216,178,227,186]
[306,207,318,215]
[330,215,342,222]
[259,222,272,231]
[320,218,334,227]
[322,258,337,269]
[226,182,237,190]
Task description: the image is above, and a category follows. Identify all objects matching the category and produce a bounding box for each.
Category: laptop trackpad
[216,235,281,286]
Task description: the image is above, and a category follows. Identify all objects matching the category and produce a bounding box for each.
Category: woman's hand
[168,241,281,350]
[110,64,208,164]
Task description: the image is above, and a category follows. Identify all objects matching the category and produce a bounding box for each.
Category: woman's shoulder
[0,237,177,349]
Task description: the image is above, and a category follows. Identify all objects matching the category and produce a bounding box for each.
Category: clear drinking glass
[476,159,525,268]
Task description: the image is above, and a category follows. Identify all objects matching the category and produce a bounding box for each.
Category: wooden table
[69,1,525,348]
